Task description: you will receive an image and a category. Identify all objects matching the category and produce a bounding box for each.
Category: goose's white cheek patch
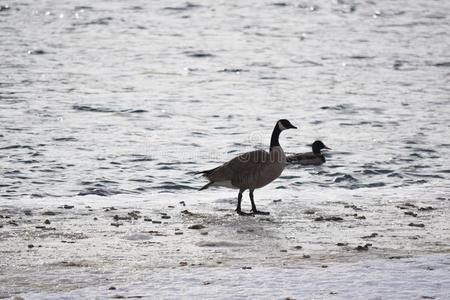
[278,122,287,131]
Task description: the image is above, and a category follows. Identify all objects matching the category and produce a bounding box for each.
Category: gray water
[1,0,449,199]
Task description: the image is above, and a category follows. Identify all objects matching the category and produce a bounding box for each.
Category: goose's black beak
[290,124,298,129]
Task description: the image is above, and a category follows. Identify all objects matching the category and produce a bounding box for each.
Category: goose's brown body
[200,146,286,190]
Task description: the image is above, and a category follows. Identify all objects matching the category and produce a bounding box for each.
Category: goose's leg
[250,189,270,215]
[236,189,252,216]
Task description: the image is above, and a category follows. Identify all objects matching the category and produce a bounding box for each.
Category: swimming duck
[196,119,297,215]
[286,140,330,165]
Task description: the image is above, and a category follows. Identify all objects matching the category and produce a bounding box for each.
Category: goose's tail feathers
[194,166,219,178]
[199,182,213,191]
[196,167,220,191]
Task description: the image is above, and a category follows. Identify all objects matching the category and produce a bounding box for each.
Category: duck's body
[287,151,325,165]
[197,119,296,215]
[286,140,330,166]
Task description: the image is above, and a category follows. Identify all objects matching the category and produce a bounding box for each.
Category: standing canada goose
[286,140,330,165]
[196,119,297,215]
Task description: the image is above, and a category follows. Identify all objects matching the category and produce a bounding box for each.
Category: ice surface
[20,254,450,300]
[1,189,449,298]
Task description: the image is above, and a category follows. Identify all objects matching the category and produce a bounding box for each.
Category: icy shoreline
[20,254,450,300]
[1,187,449,299]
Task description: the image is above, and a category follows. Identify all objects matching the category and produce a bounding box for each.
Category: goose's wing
[226,149,271,172]
[204,150,271,183]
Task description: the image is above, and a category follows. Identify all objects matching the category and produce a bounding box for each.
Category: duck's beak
[324,145,331,150]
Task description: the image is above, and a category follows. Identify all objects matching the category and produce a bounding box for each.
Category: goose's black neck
[270,123,281,151]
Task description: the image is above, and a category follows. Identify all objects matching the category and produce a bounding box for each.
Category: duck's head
[277,119,297,131]
[312,140,331,154]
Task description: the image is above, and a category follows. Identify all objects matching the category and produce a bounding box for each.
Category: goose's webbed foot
[251,209,270,215]
[236,209,254,216]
